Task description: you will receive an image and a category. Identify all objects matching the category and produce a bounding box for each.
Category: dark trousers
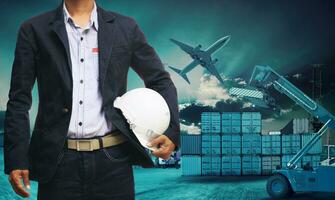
[37,142,135,200]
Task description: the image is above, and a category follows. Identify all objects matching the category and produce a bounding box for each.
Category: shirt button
[79,122,83,126]
[80,80,83,84]
[62,108,69,113]
[80,37,83,41]
[79,100,83,105]
[80,58,84,62]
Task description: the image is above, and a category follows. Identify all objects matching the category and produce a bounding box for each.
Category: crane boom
[249,65,335,168]
[249,65,335,129]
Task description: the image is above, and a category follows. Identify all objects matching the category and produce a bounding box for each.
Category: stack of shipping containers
[241,112,262,175]
[281,118,322,168]
[221,113,242,176]
[181,114,323,176]
[201,112,221,176]
[281,134,301,168]
[261,134,281,175]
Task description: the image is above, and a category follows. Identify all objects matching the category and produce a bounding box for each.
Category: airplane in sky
[169,35,231,84]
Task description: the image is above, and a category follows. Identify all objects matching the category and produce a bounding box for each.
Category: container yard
[181,112,324,177]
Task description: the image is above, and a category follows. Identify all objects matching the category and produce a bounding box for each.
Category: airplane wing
[206,63,224,84]
[170,39,195,56]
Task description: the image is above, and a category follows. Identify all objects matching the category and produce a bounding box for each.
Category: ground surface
[0,148,334,200]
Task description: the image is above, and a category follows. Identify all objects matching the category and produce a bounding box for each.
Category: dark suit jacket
[4,3,180,182]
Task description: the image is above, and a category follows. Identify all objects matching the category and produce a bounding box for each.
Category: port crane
[247,65,335,199]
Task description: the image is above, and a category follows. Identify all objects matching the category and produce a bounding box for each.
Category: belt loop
[98,137,103,148]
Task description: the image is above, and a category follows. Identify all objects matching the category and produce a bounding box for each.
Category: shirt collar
[63,1,99,31]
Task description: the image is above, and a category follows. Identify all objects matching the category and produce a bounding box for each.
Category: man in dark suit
[4,0,180,199]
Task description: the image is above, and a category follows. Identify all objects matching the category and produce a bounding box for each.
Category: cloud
[180,122,200,135]
[178,103,191,111]
[195,73,241,107]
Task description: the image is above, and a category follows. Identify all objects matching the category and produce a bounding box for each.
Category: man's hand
[9,169,30,198]
[148,135,175,160]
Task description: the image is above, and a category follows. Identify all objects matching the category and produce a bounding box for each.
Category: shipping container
[242,125,261,134]
[202,155,221,176]
[222,112,241,134]
[261,156,281,175]
[222,135,241,155]
[242,134,262,154]
[222,156,241,175]
[181,155,202,176]
[282,135,301,155]
[241,112,261,120]
[241,112,252,120]
[201,112,221,133]
[301,134,322,154]
[241,112,261,134]
[321,145,335,160]
[201,112,211,133]
[202,134,221,155]
[293,118,310,134]
[302,155,321,168]
[262,135,281,155]
[281,118,310,134]
[211,156,221,176]
[282,155,301,168]
[242,155,262,175]
[181,134,201,155]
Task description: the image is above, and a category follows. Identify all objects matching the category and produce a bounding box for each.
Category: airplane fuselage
[190,50,212,68]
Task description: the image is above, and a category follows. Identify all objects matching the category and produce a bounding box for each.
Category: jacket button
[62,108,69,113]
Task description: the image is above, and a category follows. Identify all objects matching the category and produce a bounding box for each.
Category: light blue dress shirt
[63,2,112,138]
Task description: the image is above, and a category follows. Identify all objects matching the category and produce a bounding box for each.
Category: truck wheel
[266,174,293,199]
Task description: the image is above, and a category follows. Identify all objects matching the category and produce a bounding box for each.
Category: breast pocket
[85,44,100,82]
[92,47,99,66]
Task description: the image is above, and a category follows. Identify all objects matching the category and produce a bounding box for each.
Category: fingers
[9,170,30,198]
[152,146,171,160]
[22,170,30,190]
[148,135,176,159]
[147,136,165,148]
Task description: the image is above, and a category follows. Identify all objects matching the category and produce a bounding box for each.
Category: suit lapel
[97,7,116,91]
[51,22,73,73]
[50,5,73,91]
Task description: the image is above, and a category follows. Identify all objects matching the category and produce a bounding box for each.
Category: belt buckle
[76,140,94,151]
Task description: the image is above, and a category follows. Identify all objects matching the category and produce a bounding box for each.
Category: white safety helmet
[113,88,170,150]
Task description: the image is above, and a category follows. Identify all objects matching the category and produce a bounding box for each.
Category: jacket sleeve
[130,21,180,149]
[4,22,37,174]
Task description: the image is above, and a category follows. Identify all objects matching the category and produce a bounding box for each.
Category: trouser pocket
[102,142,130,163]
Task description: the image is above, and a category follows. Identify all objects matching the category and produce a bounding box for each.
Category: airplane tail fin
[169,66,190,84]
